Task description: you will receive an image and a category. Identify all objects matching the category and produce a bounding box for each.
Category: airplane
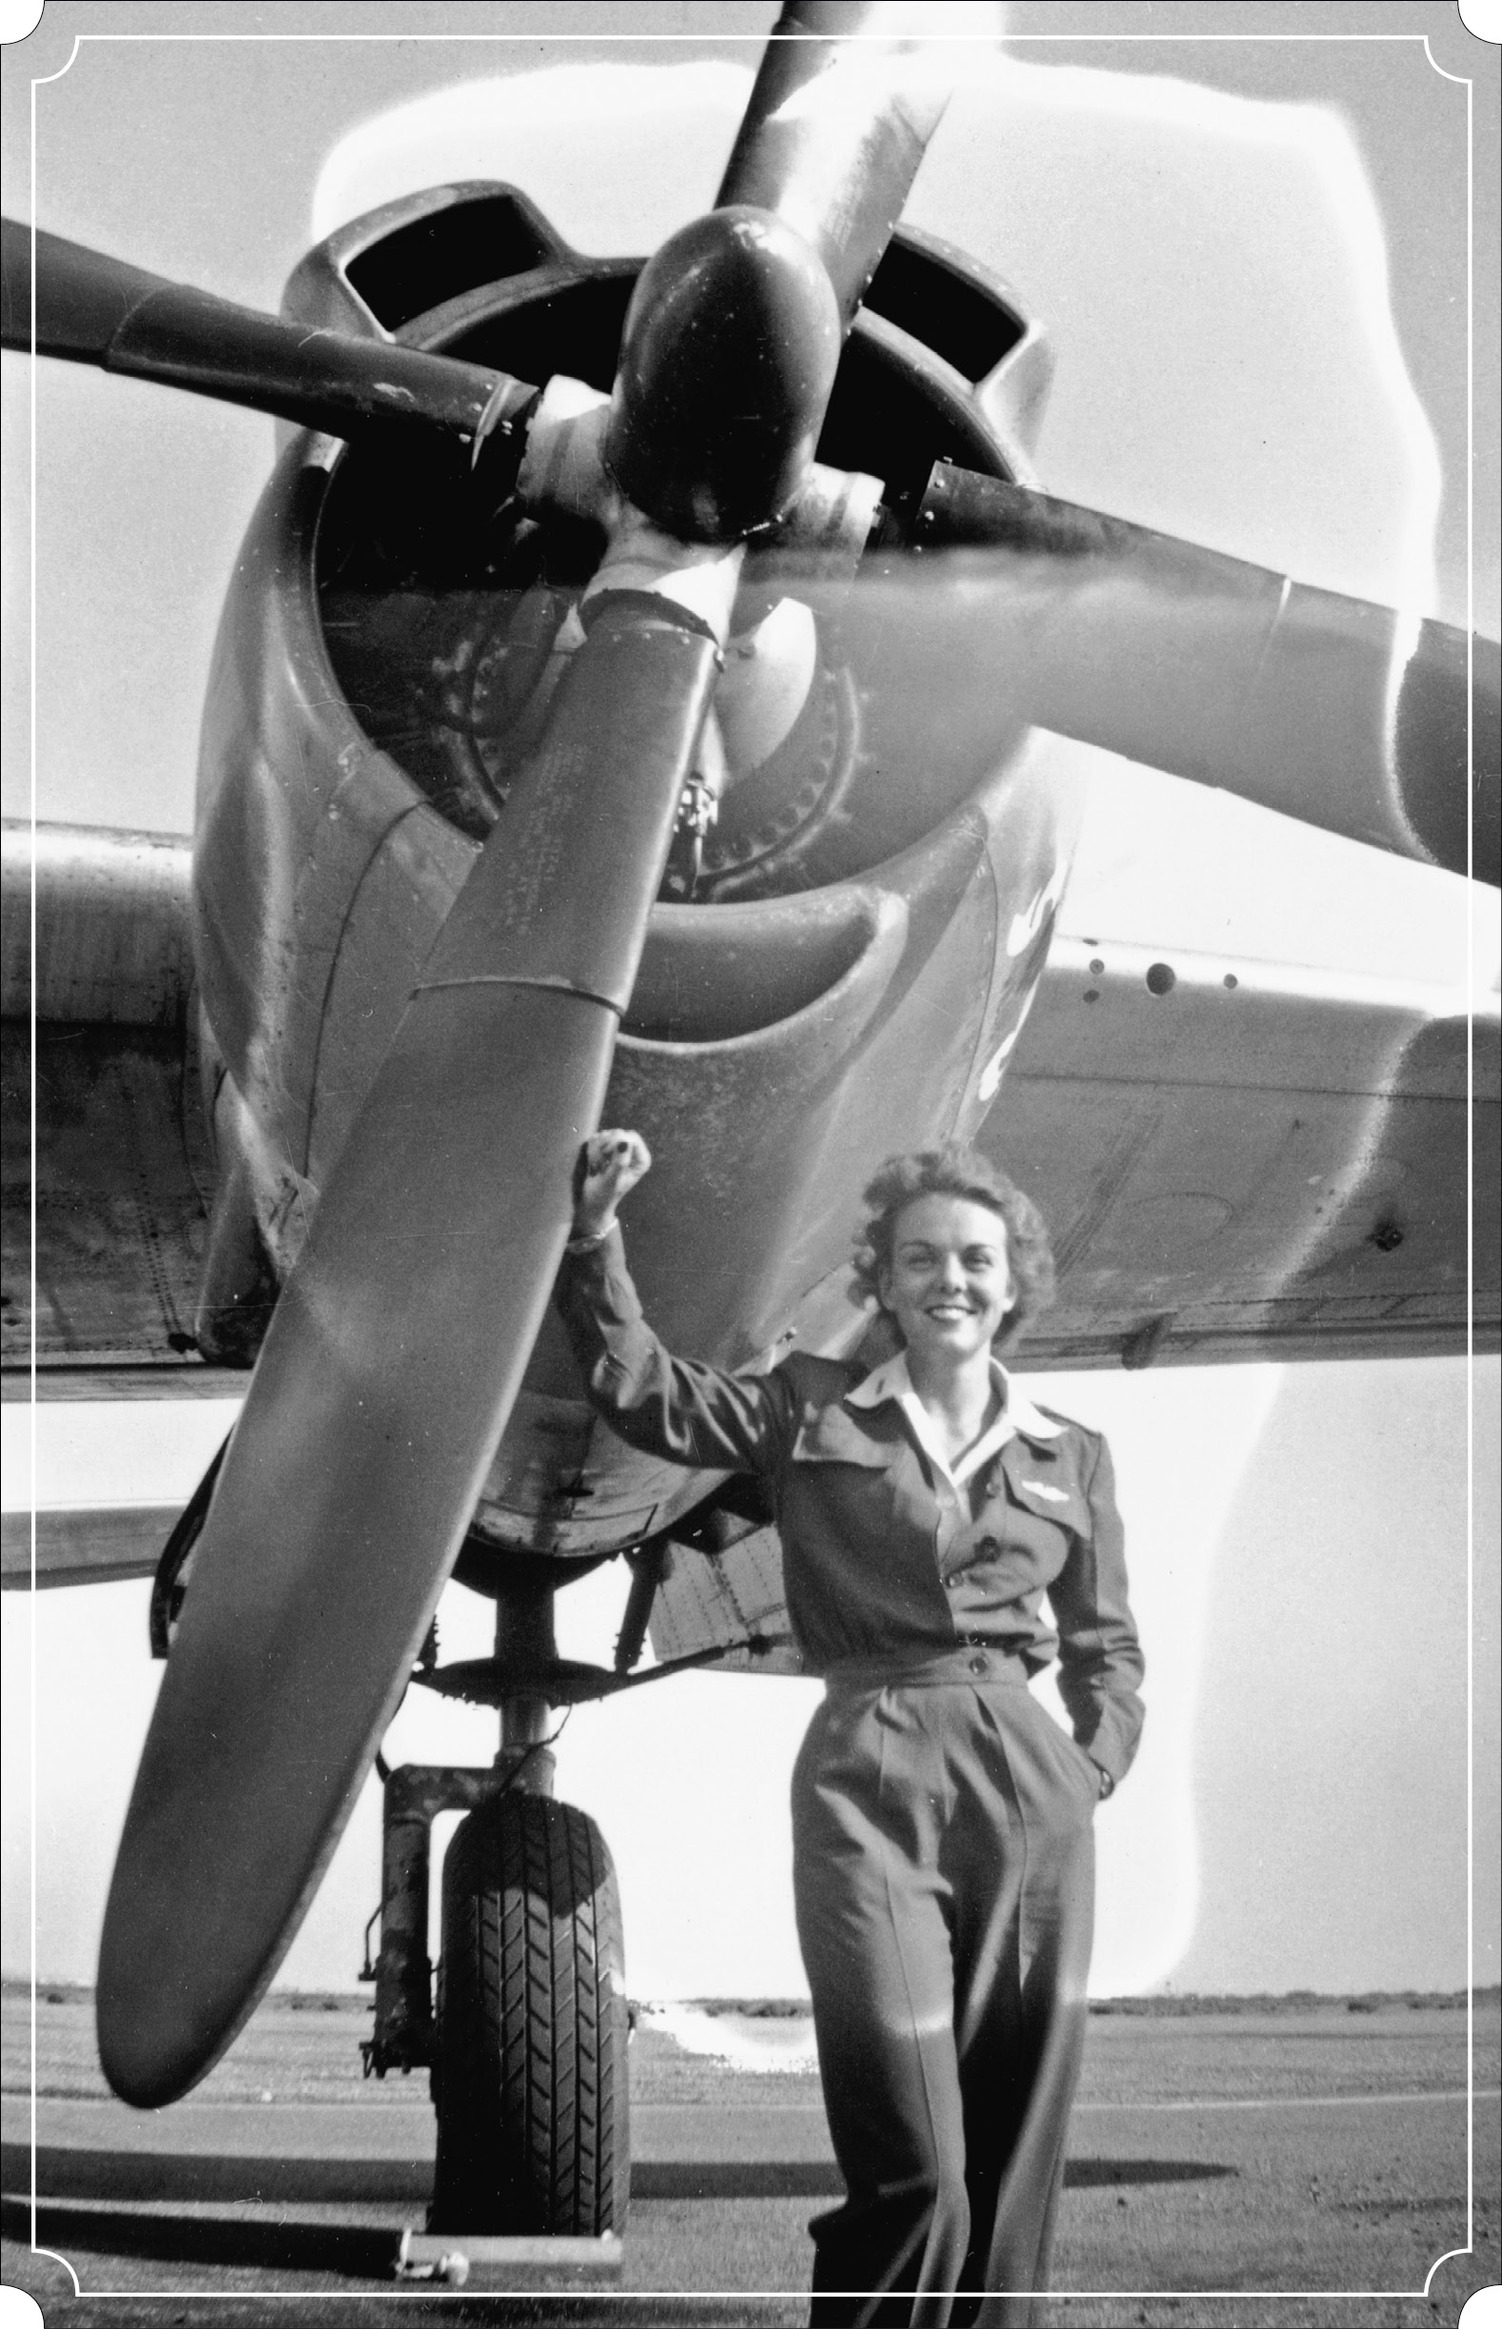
[2,0,1498,2250]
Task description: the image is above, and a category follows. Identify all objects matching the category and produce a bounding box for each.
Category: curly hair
[849,1143,1056,1354]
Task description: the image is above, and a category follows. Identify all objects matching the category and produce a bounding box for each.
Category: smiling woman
[558,1130,1144,2327]
[853,1147,1056,1373]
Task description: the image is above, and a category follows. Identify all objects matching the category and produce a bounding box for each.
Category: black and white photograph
[1,4,1498,2324]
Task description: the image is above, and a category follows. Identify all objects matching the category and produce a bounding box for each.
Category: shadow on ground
[2,2158,1238,2277]
[3,2149,1234,2209]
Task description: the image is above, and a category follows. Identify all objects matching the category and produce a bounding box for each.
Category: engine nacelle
[190,183,1081,1557]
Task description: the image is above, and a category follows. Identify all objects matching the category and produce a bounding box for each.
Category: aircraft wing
[6,819,1496,1389]
[635,932,1500,1680]
[0,821,215,1590]
[5,819,1496,1602]
[0,1504,183,1592]
[983,934,1499,1371]
[1,821,218,1400]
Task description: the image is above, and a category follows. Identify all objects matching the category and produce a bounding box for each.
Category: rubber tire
[430,1794,629,2235]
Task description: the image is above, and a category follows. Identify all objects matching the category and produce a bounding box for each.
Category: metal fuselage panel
[190,196,1079,1559]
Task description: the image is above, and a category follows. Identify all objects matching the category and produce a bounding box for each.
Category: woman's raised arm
[556,1133,795,1477]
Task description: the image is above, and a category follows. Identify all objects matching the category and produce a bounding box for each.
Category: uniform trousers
[791,1654,1098,2329]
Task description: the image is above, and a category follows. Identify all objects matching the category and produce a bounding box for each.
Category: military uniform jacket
[557,1227,1145,1783]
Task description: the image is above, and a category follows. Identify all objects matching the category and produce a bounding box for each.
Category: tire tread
[431,1794,627,2234]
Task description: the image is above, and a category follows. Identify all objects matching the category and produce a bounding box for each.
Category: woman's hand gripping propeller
[96,0,971,2110]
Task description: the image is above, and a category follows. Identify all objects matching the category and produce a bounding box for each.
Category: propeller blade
[92,0,942,2101]
[603,0,974,545]
[96,589,729,2106]
[837,465,1498,886]
[1,217,537,456]
[716,0,986,326]
[93,131,862,2102]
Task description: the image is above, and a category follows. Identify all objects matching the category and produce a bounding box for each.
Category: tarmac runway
[2,1994,1497,2328]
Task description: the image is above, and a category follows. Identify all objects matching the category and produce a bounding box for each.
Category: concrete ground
[1,1992,1497,2327]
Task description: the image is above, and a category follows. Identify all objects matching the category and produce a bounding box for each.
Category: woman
[557,1131,1145,2329]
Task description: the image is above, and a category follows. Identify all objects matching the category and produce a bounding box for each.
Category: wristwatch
[1091,1761,1115,1800]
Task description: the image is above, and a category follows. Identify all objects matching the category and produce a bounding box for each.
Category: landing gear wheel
[430,1794,629,2235]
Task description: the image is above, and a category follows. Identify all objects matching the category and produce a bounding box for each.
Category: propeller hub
[605,204,841,546]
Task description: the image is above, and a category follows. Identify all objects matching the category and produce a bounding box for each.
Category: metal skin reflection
[188,191,1073,1578]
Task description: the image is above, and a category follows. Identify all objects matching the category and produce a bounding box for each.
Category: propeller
[0,218,539,464]
[92,0,967,2107]
[716,0,982,325]
[827,464,1499,887]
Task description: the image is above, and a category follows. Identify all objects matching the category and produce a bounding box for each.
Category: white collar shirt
[845,1350,1063,1512]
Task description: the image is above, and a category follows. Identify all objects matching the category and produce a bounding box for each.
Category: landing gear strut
[361,1573,631,2237]
[357,1537,730,2235]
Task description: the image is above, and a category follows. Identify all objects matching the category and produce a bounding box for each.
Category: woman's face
[879,1193,1015,1368]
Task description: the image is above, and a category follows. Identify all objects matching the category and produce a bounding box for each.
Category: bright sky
[2,3,1497,2006]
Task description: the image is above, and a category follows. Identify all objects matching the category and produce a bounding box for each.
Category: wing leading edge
[6,821,1496,1395]
[981,935,1498,1370]
[5,825,1495,1615]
